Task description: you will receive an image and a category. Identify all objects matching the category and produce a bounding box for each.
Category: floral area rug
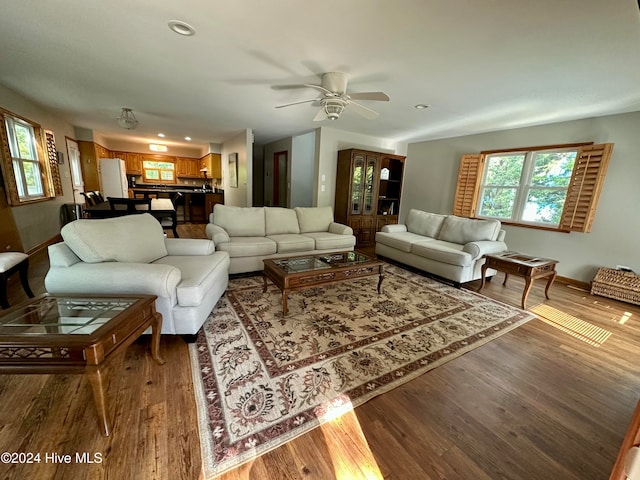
[189,263,534,478]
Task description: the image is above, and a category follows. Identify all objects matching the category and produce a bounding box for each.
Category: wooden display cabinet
[335,149,405,246]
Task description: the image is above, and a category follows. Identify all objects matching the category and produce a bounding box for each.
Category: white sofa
[45,213,229,336]
[205,205,356,274]
[375,209,508,285]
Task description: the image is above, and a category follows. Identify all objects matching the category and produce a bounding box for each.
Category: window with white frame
[4,115,44,199]
[477,148,578,227]
[142,160,175,183]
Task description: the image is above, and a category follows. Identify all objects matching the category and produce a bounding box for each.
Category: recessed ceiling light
[168,20,196,36]
[185,136,192,141]
[414,104,429,109]
[150,144,168,152]
[157,133,165,138]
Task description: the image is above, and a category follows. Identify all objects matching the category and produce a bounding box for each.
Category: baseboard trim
[556,275,590,291]
[26,234,62,257]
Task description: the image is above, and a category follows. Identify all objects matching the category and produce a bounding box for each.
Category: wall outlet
[616,265,632,271]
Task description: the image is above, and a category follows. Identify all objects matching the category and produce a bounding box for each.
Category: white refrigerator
[98,158,129,198]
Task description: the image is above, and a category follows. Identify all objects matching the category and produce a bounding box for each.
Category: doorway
[271,150,288,207]
[66,138,85,204]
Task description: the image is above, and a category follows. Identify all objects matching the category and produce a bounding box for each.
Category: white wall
[314,126,407,207]
[222,129,253,207]
[404,111,640,282]
[1,84,76,251]
[290,131,316,207]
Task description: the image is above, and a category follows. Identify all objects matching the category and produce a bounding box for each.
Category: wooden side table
[477,252,558,309]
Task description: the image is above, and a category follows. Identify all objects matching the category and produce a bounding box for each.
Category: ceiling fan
[275,72,390,121]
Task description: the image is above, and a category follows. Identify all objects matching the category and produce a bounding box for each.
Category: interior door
[66,138,85,204]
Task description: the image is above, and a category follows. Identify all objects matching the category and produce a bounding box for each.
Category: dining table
[82,198,178,237]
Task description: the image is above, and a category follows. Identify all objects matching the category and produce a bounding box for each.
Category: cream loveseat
[205,205,356,274]
[375,209,507,285]
[45,213,229,336]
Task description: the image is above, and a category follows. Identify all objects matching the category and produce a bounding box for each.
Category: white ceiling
[1,0,639,151]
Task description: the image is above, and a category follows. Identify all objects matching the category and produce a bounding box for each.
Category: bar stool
[0,252,35,309]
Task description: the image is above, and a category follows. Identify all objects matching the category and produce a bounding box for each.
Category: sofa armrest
[463,241,508,260]
[381,224,408,234]
[205,223,230,245]
[328,222,353,235]
[45,262,181,299]
[164,238,215,255]
[48,242,81,267]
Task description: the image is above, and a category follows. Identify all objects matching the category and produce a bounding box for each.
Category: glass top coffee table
[0,294,164,436]
[263,251,384,315]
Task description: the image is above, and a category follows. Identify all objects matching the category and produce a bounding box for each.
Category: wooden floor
[1,225,639,479]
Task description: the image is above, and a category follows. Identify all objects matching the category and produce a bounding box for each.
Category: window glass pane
[479,187,517,219]
[522,189,566,224]
[484,154,525,186]
[531,151,577,187]
[143,161,174,170]
[160,170,174,180]
[146,170,160,179]
[14,123,36,159]
[23,160,43,195]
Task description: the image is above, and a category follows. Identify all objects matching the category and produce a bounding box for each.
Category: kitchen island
[130,187,223,223]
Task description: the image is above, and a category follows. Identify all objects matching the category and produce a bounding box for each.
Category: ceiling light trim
[168,20,196,36]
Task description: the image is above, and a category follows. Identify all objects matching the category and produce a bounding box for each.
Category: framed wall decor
[228,153,238,188]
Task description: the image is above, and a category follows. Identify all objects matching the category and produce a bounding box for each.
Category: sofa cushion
[437,216,501,244]
[295,206,334,233]
[213,205,266,237]
[153,251,229,307]
[405,209,447,238]
[266,234,315,253]
[375,231,433,253]
[265,207,300,235]
[411,240,473,267]
[302,232,356,250]
[216,237,277,258]
[61,213,167,264]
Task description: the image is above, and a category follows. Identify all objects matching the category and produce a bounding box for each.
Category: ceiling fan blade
[346,101,379,119]
[313,108,328,122]
[303,83,334,95]
[348,91,390,102]
[275,99,318,109]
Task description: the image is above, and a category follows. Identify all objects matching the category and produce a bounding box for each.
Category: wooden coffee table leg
[544,271,557,300]
[151,312,165,365]
[282,290,288,316]
[477,263,489,292]
[522,276,535,309]
[502,272,509,286]
[263,273,268,293]
[86,364,111,436]
[377,267,384,294]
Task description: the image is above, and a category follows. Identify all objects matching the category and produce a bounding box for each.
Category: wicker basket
[591,267,640,305]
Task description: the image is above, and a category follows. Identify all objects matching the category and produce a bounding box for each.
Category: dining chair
[107,197,151,213]
[81,191,98,206]
[159,192,181,237]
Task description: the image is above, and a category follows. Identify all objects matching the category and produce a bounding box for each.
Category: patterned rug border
[190,265,535,478]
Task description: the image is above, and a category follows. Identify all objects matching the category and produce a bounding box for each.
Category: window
[0,107,57,205]
[453,143,614,233]
[5,116,44,199]
[142,160,175,183]
[478,148,577,227]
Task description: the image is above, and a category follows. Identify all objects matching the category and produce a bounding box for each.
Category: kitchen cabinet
[176,157,200,178]
[200,153,222,179]
[112,151,141,174]
[335,148,405,246]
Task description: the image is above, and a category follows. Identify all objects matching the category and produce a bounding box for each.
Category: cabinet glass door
[351,156,364,214]
[363,156,377,214]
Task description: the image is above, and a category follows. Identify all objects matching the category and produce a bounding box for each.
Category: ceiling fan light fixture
[117,108,138,130]
[324,101,344,120]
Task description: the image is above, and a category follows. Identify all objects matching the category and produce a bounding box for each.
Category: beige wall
[221,129,253,207]
[404,111,640,282]
[0,84,76,251]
